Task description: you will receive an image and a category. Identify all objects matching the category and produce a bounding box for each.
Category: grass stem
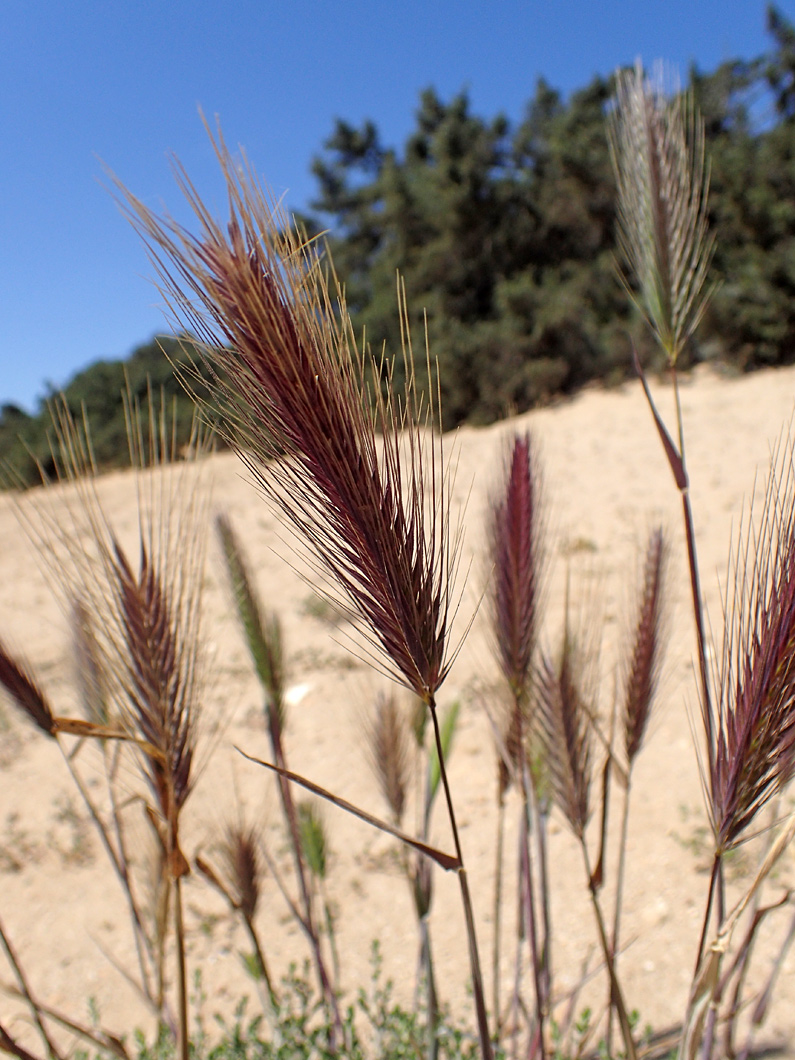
[173,875,188,1060]
[580,841,637,1060]
[0,915,62,1060]
[428,697,493,1060]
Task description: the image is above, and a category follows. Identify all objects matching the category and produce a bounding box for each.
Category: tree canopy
[305,5,795,426]
[4,5,795,483]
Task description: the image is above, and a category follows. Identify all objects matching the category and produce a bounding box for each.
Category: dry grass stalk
[609,58,715,793]
[196,817,278,1011]
[8,391,209,1060]
[487,431,546,1041]
[610,63,795,1056]
[610,526,668,1051]
[214,513,344,1036]
[533,594,640,1059]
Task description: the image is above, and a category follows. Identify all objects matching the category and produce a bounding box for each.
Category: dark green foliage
[8,8,795,455]
[308,78,637,427]
[76,951,490,1059]
[306,8,795,427]
[1,336,221,488]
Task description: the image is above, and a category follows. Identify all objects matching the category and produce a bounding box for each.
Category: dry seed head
[366,691,412,824]
[215,512,285,730]
[534,602,596,839]
[112,537,195,820]
[623,526,668,764]
[713,430,795,851]
[609,60,715,364]
[222,823,262,922]
[490,432,542,708]
[13,391,209,846]
[0,638,57,738]
[489,431,544,799]
[112,120,459,705]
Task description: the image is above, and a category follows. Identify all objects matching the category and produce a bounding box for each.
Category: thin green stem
[532,786,552,1014]
[420,917,440,1060]
[267,709,343,1043]
[668,364,714,797]
[671,362,686,464]
[62,745,156,1005]
[243,913,279,1015]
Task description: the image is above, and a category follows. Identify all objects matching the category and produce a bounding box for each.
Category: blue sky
[1,0,788,412]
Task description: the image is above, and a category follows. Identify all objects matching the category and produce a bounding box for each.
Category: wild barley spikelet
[534,615,595,840]
[490,433,542,704]
[13,392,209,876]
[623,527,668,765]
[609,60,714,364]
[490,432,543,795]
[0,639,57,737]
[713,432,795,851]
[367,691,411,824]
[114,121,457,707]
[216,512,285,730]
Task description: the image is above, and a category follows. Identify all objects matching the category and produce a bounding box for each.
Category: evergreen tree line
[303,5,795,427]
[0,337,212,487]
[3,5,795,485]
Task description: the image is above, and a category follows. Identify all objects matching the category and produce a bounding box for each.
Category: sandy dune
[2,362,795,1055]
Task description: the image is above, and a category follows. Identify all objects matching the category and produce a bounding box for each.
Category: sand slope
[2,363,795,1055]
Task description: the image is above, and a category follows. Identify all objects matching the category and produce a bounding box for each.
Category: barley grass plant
[113,121,492,1060]
[611,60,795,1059]
[487,432,550,1052]
[1,390,210,1060]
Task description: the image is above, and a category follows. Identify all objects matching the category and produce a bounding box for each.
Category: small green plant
[300,593,351,628]
[49,794,95,867]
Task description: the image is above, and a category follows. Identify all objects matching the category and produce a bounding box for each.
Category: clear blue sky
[1,0,788,412]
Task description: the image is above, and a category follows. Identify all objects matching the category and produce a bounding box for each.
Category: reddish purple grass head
[713,435,795,851]
[0,638,57,737]
[534,617,594,840]
[490,433,541,703]
[114,124,457,706]
[623,527,668,765]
